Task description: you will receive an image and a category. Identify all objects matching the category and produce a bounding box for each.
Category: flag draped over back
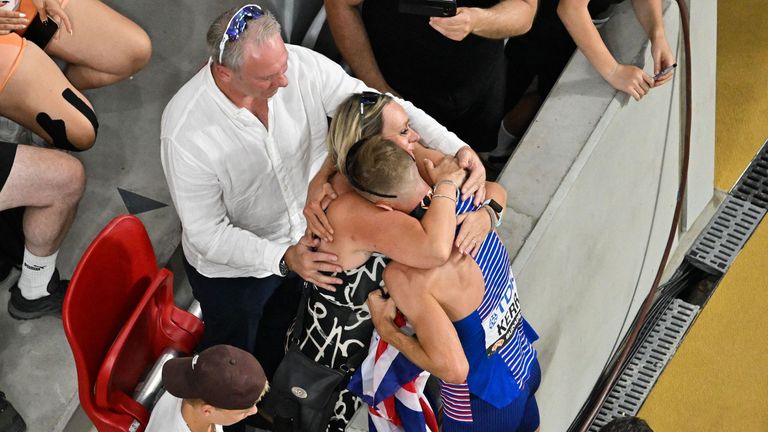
[347,313,438,432]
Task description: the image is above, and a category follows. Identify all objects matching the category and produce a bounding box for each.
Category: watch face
[487,199,503,214]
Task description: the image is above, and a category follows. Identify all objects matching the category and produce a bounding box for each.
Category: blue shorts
[443,359,541,432]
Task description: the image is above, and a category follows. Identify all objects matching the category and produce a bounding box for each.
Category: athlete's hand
[367,289,397,328]
[303,181,337,242]
[455,146,487,205]
[456,210,491,257]
[284,235,343,291]
[0,9,29,34]
[31,0,71,38]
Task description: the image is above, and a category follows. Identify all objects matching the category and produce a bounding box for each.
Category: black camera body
[398,0,457,17]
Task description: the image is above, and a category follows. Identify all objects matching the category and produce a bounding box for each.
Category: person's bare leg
[45,0,151,90]
[0,41,97,151]
[1,144,84,319]
[0,145,85,257]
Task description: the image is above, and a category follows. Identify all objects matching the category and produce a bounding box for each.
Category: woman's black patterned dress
[298,252,389,432]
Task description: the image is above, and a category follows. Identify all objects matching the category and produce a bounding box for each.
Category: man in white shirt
[160,3,486,393]
[145,345,268,432]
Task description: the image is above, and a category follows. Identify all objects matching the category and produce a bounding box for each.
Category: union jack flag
[347,313,438,432]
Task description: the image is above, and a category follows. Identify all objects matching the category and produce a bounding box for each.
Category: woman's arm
[339,185,456,268]
[304,155,339,241]
[413,143,445,186]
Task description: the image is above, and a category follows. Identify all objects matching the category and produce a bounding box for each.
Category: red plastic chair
[63,215,203,432]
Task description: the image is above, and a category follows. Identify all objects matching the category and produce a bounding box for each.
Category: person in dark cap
[146,345,269,432]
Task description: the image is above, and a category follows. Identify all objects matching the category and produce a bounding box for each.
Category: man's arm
[429,0,538,41]
[325,0,396,94]
[558,0,654,100]
[161,138,288,276]
[369,267,469,383]
[162,138,343,287]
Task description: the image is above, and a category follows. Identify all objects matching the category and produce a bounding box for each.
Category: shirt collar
[203,58,261,124]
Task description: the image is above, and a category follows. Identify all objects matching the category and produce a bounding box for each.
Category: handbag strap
[288,282,311,346]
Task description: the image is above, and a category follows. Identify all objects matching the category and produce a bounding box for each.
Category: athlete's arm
[369,265,468,383]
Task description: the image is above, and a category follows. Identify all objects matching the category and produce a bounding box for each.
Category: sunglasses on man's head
[345,138,397,199]
[218,4,264,64]
[358,91,381,132]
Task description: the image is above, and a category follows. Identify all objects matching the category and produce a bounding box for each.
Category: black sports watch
[279,257,290,277]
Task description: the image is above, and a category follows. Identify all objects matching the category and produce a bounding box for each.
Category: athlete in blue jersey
[362,146,541,431]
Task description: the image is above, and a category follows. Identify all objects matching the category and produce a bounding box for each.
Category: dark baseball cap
[162,345,267,410]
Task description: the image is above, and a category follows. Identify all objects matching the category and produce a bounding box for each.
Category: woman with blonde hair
[283,92,507,431]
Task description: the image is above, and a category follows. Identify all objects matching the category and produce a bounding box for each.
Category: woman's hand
[424,155,467,189]
[31,0,72,37]
[0,9,29,35]
[455,210,491,257]
[303,181,337,242]
[455,146,486,205]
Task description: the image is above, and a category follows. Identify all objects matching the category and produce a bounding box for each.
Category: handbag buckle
[291,386,308,399]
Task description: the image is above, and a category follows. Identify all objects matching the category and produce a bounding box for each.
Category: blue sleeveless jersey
[441,196,539,423]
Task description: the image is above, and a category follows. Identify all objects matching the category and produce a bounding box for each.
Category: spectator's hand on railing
[284,235,343,292]
[0,9,29,35]
[651,35,676,87]
[429,7,475,41]
[455,146,486,205]
[303,181,338,242]
[32,0,72,38]
[605,64,654,101]
[455,210,491,257]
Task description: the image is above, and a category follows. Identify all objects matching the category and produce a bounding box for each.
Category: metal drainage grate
[732,139,768,209]
[588,299,699,432]
[686,195,766,275]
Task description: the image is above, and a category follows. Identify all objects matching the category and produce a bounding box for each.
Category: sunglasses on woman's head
[218,4,264,64]
[345,138,397,199]
[358,91,381,132]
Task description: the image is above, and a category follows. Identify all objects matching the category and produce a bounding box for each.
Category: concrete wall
[495,1,715,430]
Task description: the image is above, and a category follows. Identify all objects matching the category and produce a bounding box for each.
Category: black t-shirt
[362,0,502,96]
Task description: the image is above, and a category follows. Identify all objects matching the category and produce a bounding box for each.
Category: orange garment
[0,0,69,92]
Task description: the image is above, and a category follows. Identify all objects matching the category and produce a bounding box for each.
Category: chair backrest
[63,215,159,431]
[95,268,203,430]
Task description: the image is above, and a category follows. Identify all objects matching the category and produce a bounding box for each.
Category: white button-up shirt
[161,44,466,279]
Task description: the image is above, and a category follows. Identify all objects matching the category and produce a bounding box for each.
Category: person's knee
[66,115,97,151]
[58,154,86,204]
[37,89,99,151]
[120,29,152,78]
